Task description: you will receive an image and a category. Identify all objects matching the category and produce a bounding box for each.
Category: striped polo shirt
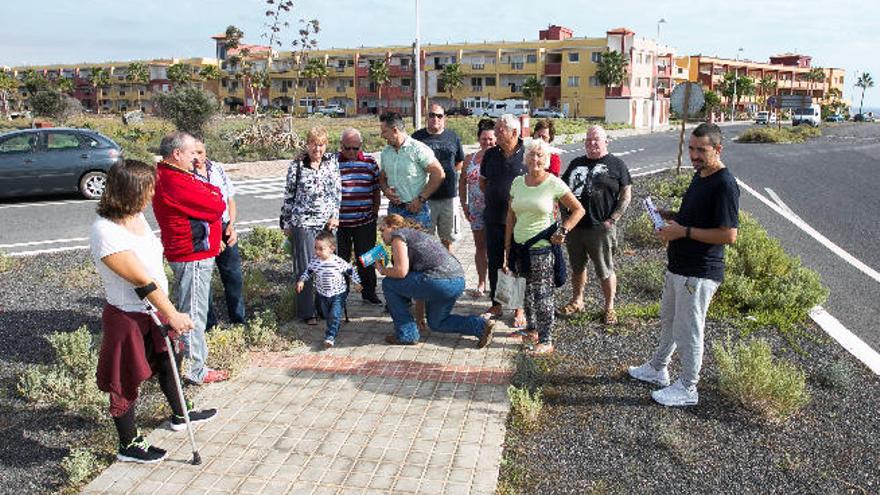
[337,152,381,228]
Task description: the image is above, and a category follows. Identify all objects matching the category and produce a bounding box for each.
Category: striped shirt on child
[299,255,362,297]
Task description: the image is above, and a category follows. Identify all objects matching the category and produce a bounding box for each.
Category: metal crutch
[145,303,202,465]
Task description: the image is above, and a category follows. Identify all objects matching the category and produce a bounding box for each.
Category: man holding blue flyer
[628,123,740,407]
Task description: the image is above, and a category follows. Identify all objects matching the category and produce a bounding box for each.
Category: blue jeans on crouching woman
[382,272,485,343]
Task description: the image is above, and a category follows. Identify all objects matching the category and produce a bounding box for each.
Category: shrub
[243,270,272,305]
[205,325,250,377]
[60,261,99,289]
[245,310,279,348]
[18,326,107,418]
[507,385,543,429]
[624,212,662,249]
[647,170,692,199]
[0,250,15,272]
[618,259,666,298]
[713,213,828,336]
[713,337,810,422]
[239,226,287,262]
[815,359,852,390]
[738,126,822,144]
[154,86,218,137]
[61,448,99,486]
[510,352,541,392]
[275,285,298,323]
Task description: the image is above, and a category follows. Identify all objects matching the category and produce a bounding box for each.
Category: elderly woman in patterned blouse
[280,126,342,325]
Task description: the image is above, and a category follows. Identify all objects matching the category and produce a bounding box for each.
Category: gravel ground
[499,171,880,495]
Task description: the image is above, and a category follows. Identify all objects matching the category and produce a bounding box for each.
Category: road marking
[763,187,801,220]
[0,198,98,210]
[810,306,880,376]
[738,179,880,284]
[0,235,90,249]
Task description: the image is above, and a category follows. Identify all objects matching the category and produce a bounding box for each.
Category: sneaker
[651,379,699,407]
[117,436,167,463]
[362,292,382,305]
[323,339,335,349]
[627,362,671,387]
[477,319,496,349]
[170,408,218,431]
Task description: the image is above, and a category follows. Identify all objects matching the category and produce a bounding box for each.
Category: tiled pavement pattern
[83,229,521,495]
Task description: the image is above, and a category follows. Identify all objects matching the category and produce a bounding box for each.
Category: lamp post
[413,0,422,128]
[650,18,667,132]
[730,47,743,122]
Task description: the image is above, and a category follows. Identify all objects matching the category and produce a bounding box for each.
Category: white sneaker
[323,339,335,348]
[627,362,670,387]
[651,379,698,407]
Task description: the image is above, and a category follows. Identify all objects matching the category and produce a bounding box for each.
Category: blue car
[825,114,845,122]
[0,128,123,200]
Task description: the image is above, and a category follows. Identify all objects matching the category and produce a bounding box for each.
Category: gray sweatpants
[649,271,720,388]
[290,226,321,320]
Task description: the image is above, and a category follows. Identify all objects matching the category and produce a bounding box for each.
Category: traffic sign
[775,94,812,109]
[767,96,777,108]
[670,83,705,116]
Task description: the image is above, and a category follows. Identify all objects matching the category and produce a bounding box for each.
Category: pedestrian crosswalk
[233,177,287,199]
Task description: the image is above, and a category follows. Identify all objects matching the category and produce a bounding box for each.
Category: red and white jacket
[152,161,226,262]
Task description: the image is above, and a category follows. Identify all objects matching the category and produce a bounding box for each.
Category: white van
[485,99,530,118]
[792,104,821,127]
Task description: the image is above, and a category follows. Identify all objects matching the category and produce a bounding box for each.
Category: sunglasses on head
[428,112,445,119]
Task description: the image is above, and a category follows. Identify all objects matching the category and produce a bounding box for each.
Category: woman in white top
[90,160,214,464]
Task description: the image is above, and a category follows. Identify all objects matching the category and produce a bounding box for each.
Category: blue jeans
[206,242,246,329]
[383,272,485,343]
[317,292,347,341]
[388,202,431,230]
[169,257,215,383]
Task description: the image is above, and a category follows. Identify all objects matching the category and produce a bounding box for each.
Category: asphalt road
[2,122,878,352]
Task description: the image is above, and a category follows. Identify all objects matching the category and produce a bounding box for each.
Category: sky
[2,0,878,110]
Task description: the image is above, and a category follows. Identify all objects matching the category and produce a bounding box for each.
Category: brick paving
[83,229,520,495]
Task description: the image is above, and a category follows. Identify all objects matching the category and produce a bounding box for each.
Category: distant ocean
[851,106,880,115]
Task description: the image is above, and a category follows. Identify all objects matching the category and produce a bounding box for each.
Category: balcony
[544,63,562,75]
[544,86,561,100]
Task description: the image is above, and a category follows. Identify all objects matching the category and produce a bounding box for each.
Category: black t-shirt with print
[667,167,740,282]
[412,128,465,200]
[479,140,526,225]
[561,153,631,228]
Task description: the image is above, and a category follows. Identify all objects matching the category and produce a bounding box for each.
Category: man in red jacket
[153,131,228,384]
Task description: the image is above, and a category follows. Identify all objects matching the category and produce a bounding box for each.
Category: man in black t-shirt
[413,103,465,251]
[628,123,740,407]
[560,125,632,324]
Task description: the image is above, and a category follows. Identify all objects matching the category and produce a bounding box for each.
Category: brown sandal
[558,301,585,316]
[603,308,618,325]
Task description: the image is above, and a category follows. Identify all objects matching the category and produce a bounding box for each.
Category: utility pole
[650,18,666,132]
[413,0,422,129]
[730,47,743,122]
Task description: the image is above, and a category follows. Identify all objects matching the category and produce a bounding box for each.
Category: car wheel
[79,171,107,200]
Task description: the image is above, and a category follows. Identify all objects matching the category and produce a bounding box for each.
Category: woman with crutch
[90,160,216,463]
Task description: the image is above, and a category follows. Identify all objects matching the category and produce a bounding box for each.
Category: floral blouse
[280,153,342,230]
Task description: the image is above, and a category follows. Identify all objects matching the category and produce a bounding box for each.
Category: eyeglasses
[342,145,361,151]
[428,112,445,119]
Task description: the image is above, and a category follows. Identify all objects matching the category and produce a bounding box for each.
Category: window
[400,58,410,68]
[591,51,602,63]
[526,54,537,64]
[589,76,601,87]
[485,76,496,86]
[568,52,579,63]
[119,91,125,96]
[567,76,579,87]
[401,78,411,87]
[0,134,36,153]
[636,53,643,64]
[511,62,523,70]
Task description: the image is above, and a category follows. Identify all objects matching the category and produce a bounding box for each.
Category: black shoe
[117,436,167,464]
[170,408,218,431]
[362,292,382,305]
[384,335,417,346]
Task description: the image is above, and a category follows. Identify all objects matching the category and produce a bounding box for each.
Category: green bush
[239,226,287,262]
[507,385,543,429]
[713,337,810,422]
[647,170,692,199]
[275,285,298,323]
[243,270,272,306]
[0,250,16,273]
[18,326,107,418]
[205,325,250,377]
[713,213,828,336]
[154,86,218,137]
[618,259,666,298]
[245,310,279,348]
[624,212,662,249]
[738,126,822,144]
[61,448,99,486]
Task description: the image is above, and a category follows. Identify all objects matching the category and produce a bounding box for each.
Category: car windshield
[794,108,816,115]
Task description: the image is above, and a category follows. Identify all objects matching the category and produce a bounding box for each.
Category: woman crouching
[90,160,216,463]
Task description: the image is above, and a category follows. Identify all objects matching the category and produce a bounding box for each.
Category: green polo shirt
[380,137,436,203]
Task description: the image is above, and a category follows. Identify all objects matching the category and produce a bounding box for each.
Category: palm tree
[301,58,329,112]
[125,62,150,109]
[702,90,722,116]
[758,75,778,110]
[89,67,110,114]
[167,63,192,87]
[595,51,628,89]
[0,71,18,118]
[855,72,874,116]
[521,75,545,110]
[55,77,75,95]
[438,62,464,105]
[368,59,390,112]
[807,67,826,102]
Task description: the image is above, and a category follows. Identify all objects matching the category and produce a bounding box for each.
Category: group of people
[86,104,739,463]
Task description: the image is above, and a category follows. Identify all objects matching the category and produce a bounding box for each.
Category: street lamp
[650,18,667,132]
[413,0,422,128]
[730,47,743,122]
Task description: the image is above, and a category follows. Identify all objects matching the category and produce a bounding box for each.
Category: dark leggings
[113,347,185,446]
[485,223,506,306]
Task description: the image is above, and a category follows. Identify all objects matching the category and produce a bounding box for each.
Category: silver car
[0,128,123,200]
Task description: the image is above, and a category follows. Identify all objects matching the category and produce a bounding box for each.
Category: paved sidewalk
[83,232,519,494]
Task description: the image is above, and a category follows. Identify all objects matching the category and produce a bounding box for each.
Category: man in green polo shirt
[378,111,445,228]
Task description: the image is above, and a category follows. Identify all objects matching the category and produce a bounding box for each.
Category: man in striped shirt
[337,128,382,304]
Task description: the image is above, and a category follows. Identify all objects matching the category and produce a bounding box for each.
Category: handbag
[495,269,526,309]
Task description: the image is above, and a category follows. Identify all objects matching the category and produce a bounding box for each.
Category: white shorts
[428,198,462,243]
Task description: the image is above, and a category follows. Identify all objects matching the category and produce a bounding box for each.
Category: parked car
[532,107,565,118]
[754,111,777,125]
[0,128,123,200]
[446,106,473,116]
[315,105,346,117]
[853,113,876,122]
[824,113,845,122]
[792,104,821,127]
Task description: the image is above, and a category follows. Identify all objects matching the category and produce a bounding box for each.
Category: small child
[296,231,362,348]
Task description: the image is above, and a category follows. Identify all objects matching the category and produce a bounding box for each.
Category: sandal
[603,308,618,325]
[513,330,539,343]
[558,301,585,316]
[512,314,527,330]
[468,288,486,298]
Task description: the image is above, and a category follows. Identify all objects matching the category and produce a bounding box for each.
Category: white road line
[257,194,285,200]
[738,179,880,284]
[232,177,287,186]
[0,235,90,249]
[764,187,800,219]
[0,199,98,210]
[810,306,880,376]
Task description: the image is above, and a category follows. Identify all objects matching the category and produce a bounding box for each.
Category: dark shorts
[566,225,617,280]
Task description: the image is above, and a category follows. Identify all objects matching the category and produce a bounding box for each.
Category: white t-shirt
[89,214,168,313]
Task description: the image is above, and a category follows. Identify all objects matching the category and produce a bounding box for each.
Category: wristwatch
[557,226,569,235]
[417,194,427,203]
